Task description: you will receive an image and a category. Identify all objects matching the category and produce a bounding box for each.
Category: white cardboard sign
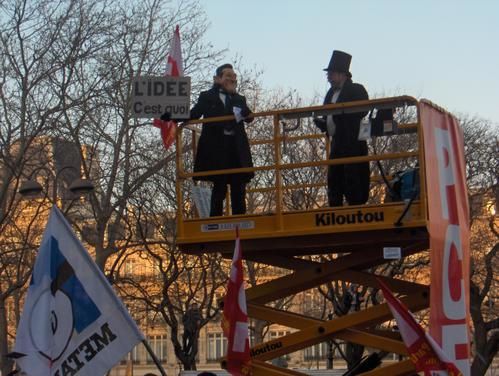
[132,76,191,119]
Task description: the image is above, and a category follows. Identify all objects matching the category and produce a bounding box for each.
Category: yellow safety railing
[175,95,426,237]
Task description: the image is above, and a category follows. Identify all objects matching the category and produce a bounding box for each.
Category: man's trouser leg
[344,161,370,205]
[230,177,247,215]
[210,179,227,216]
[328,163,345,206]
[225,137,246,215]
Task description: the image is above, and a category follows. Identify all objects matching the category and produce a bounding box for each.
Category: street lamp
[327,311,334,369]
[19,165,94,203]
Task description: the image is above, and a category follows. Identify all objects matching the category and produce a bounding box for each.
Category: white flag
[13,207,144,376]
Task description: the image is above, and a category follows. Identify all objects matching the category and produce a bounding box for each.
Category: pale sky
[197,0,499,124]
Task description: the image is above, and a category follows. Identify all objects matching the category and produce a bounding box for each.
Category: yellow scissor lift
[176,96,432,375]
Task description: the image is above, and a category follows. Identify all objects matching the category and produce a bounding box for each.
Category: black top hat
[324,50,352,74]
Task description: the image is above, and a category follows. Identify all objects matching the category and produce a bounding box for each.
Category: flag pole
[142,339,168,376]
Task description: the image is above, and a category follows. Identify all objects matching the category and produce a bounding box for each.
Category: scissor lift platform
[178,201,428,256]
[174,97,439,375]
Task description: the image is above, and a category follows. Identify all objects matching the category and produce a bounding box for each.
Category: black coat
[317,79,369,157]
[191,86,254,183]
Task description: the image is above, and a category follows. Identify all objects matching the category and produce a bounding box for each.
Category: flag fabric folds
[166,25,183,77]
[153,24,184,150]
[222,229,252,376]
[420,101,471,375]
[13,207,144,376]
[152,117,177,150]
[377,278,463,376]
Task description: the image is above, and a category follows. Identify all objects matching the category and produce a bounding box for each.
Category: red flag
[377,278,463,376]
[222,229,252,376]
[152,117,176,149]
[166,25,183,77]
[153,25,183,150]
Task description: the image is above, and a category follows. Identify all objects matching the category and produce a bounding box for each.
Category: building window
[304,342,328,360]
[302,291,324,316]
[124,258,135,277]
[207,332,227,361]
[152,262,162,279]
[333,341,346,359]
[268,330,290,360]
[131,342,147,364]
[147,335,168,363]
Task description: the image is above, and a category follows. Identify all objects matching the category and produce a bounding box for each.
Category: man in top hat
[314,50,370,206]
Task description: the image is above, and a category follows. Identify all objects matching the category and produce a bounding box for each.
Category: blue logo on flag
[29,236,101,360]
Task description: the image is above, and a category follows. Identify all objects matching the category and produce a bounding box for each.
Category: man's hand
[313,117,327,132]
[240,107,254,123]
[160,111,171,121]
[241,107,251,118]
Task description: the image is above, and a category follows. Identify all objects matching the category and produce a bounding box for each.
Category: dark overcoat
[316,79,370,205]
[191,86,254,183]
[318,79,369,157]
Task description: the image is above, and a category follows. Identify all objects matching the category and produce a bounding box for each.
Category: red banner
[152,117,176,149]
[378,278,462,375]
[154,25,183,150]
[420,100,471,375]
[222,229,252,376]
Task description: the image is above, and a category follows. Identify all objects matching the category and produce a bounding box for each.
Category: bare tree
[52,0,226,271]
[0,0,226,372]
[51,2,229,370]
[118,249,226,371]
[460,115,498,375]
[2,2,496,373]
[107,188,228,370]
[0,0,107,372]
